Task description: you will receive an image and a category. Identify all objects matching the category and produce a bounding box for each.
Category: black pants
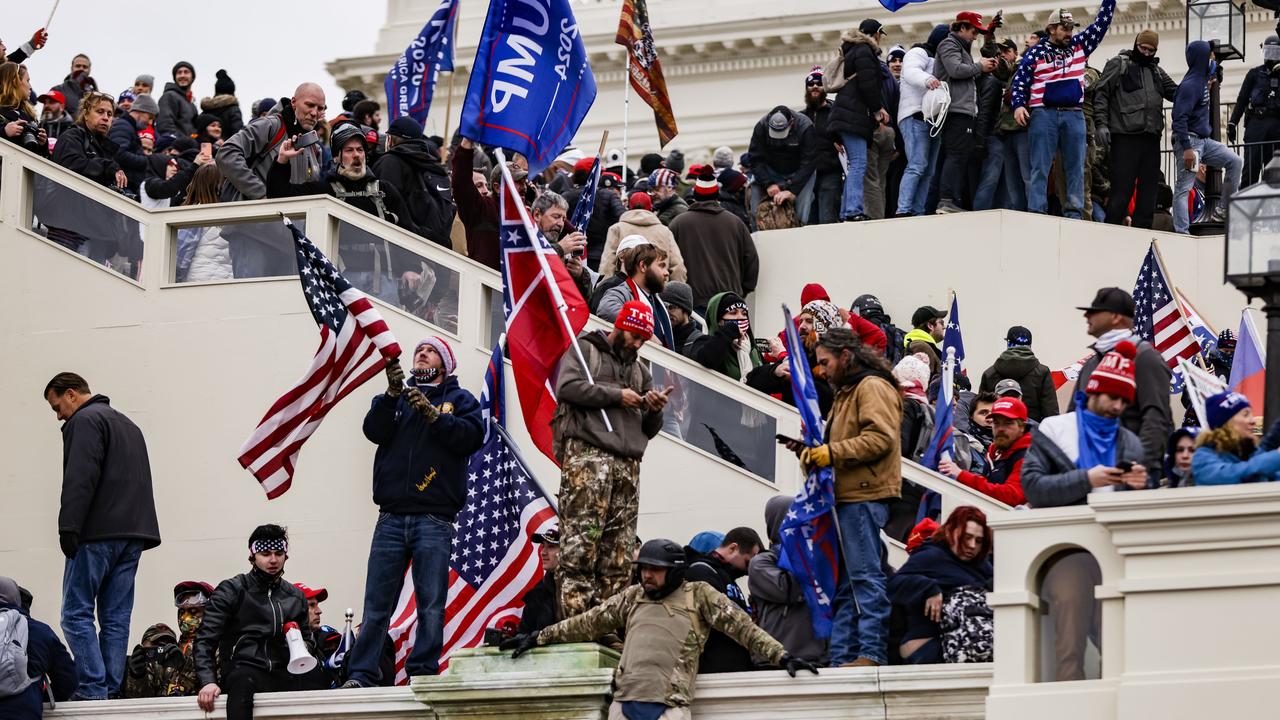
[1243,116,1280,187]
[223,665,301,720]
[939,113,976,205]
[1105,133,1161,228]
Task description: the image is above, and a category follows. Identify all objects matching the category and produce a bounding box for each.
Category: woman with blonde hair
[177,163,233,282]
[0,62,47,155]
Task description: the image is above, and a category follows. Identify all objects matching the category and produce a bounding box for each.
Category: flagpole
[622,55,631,184]
[442,11,461,151]
[495,148,613,433]
[1152,239,1211,371]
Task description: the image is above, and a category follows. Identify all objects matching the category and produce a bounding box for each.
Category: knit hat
[134,74,155,87]
[802,300,845,334]
[639,153,665,174]
[718,168,748,194]
[800,283,831,306]
[342,89,367,112]
[615,300,655,340]
[888,44,907,60]
[172,60,196,82]
[1205,391,1251,430]
[692,166,718,198]
[712,146,735,169]
[628,191,653,210]
[1085,341,1137,402]
[648,168,678,188]
[387,116,424,139]
[893,353,932,393]
[805,64,825,87]
[117,89,136,104]
[665,149,685,173]
[660,281,694,314]
[214,69,235,96]
[414,336,457,375]
[194,112,220,135]
[1136,29,1159,48]
[131,93,159,116]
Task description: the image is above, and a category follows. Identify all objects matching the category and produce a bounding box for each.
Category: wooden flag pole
[597,130,610,160]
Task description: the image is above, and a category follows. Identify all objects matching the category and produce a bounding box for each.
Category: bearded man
[596,241,675,350]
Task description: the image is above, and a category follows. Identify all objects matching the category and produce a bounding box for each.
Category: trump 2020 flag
[238,219,400,498]
[943,292,964,373]
[385,0,459,126]
[776,303,839,639]
[460,0,597,174]
[1229,310,1266,416]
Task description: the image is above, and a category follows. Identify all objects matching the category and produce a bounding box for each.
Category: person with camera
[0,62,48,157]
[502,539,818,720]
[216,82,326,203]
[123,580,213,698]
[195,525,319,720]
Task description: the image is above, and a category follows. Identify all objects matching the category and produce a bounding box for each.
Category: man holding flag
[342,338,484,687]
[801,327,902,667]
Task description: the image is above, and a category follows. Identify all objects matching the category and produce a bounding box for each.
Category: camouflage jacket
[122,633,199,698]
[537,582,785,707]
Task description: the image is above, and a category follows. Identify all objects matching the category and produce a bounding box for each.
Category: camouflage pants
[557,438,640,619]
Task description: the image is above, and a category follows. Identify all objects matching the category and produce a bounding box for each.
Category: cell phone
[1116,461,1134,473]
[293,130,321,149]
[775,433,802,446]
[200,142,212,155]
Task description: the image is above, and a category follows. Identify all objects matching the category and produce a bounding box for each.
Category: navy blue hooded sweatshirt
[362,375,485,519]
[0,603,78,719]
[1172,41,1213,148]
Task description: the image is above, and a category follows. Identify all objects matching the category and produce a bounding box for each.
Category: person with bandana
[343,338,484,687]
[195,525,318,719]
[1020,342,1147,681]
[553,301,671,621]
[1229,35,1280,186]
[500,539,817,720]
[1069,288,1173,484]
[698,292,761,381]
[123,581,213,697]
[746,299,841,414]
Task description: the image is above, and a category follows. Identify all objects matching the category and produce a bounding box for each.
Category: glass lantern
[1226,152,1280,293]
[1187,0,1246,61]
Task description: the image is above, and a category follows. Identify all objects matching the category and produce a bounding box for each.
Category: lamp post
[1187,0,1246,235]
[1225,150,1280,428]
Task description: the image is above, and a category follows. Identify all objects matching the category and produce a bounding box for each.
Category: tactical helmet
[330,121,368,158]
[851,293,884,317]
[634,539,686,568]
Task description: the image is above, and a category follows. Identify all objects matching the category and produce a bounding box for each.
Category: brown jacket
[600,209,687,282]
[826,371,903,503]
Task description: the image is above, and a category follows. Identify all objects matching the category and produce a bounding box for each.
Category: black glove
[499,633,540,658]
[214,69,235,96]
[1227,122,1238,144]
[127,647,148,676]
[386,361,406,397]
[59,531,79,559]
[782,653,819,678]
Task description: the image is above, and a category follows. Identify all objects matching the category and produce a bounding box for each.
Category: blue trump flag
[568,157,600,231]
[460,0,597,174]
[776,304,840,639]
[879,0,929,11]
[943,292,965,374]
[385,0,459,126]
[917,348,957,522]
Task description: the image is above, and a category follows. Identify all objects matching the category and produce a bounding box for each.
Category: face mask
[412,366,441,383]
[178,609,202,636]
[735,318,751,337]
[1265,45,1280,62]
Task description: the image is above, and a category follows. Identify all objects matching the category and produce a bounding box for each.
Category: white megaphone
[284,621,317,675]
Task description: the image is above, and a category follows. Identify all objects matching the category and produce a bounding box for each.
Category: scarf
[1093,328,1137,354]
[1122,48,1154,92]
[625,277,675,351]
[1075,401,1119,470]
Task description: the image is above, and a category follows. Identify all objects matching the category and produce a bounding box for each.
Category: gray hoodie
[747,495,829,664]
[934,32,981,116]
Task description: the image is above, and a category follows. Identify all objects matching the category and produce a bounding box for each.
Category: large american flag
[387,342,556,681]
[568,156,600,234]
[238,219,400,498]
[1132,243,1201,370]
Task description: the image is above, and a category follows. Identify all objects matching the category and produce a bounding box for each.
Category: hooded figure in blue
[346,336,484,687]
[1171,40,1243,232]
[1192,392,1280,485]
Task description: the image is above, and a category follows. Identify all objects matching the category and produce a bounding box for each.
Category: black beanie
[172,61,196,83]
[214,69,235,96]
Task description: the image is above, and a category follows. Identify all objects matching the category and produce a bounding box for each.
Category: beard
[338,162,366,181]
[611,333,639,363]
[803,90,826,110]
[643,268,665,294]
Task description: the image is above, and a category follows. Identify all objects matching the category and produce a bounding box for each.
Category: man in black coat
[157,61,198,138]
[195,525,319,720]
[684,527,765,673]
[373,117,457,248]
[518,528,562,636]
[748,105,819,224]
[45,372,160,700]
[108,93,159,191]
[800,68,844,225]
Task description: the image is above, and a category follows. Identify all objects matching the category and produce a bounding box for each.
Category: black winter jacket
[157,82,198,137]
[52,125,121,188]
[979,346,1060,422]
[517,572,559,635]
[683,550,755,673]
[58,396,161,549]
[373,138,457,247]
[827,30,886,140]
[194,569,315,686]
[200,94,245,138]
[363,376,485,518]
[109,114,149,190]
[800,101,843,176]
[974,72,1004,146]
[747,105,818,192]
[0,106,47,157]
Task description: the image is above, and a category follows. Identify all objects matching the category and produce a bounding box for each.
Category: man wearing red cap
[1021,341,1146,682]
[38,89,73,147]
[934,11,999,214]
[553,300,672,620]
[938,397,1032,505]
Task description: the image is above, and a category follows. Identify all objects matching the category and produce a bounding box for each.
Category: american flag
[387,342,556,681]
[942,292,965,373]
[238,219,400,498]
[1132,243,1201,370]
[568,157,600,234]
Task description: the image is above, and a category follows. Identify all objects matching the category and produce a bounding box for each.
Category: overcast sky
[6,0,387,118]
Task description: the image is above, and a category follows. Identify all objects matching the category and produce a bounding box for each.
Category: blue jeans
[1027,108,1086,218]
[1004,132,1031,211]
[973,134,1008,211]
[62,539,144,699]
[1173,137,1244,233]
[829,501,890,666]
[813,171,844,225]
[897,117,939,215]
[348,512,453,684]
[839,133,869,219]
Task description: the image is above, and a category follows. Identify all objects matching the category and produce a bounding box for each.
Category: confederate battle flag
[616,0,679,146]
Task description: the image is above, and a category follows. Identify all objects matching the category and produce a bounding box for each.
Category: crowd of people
[6,14,1280,720]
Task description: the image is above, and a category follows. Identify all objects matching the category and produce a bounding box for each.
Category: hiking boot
[935,200,965,214]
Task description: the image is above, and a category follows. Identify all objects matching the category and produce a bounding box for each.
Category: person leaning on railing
[0,61,48,157]
[52,91,127,191]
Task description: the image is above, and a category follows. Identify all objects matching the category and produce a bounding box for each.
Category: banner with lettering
[460,0,597,174]
[385,0,458,126]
